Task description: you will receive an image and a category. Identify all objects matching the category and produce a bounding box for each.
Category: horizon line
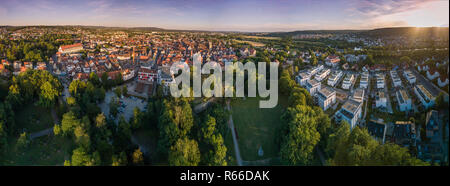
[1,24,449,33]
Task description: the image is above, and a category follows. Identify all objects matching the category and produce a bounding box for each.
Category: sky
[0,0,449,32]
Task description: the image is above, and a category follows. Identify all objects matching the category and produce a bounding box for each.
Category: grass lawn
[15,104,54,133]
[231,96,288,161]
[1,135,75,166]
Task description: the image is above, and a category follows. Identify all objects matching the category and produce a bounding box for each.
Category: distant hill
[267,27,449,39]
[359,27,449,38]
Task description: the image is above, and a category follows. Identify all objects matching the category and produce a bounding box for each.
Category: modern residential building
[352,88,365,103]
[360,72,369,89]
[368,119,387,144]
[403,70,416,84]
[396,89,412,112]
[296,72,310,87]
[327,70,342,87]
[314,68,331,82]
[414,84,435,109]
[375,91,387,108]
[317,86,336,111]
[425,110,439,138]
[306,79,321,96]
[393,121,416,146]
[341,73,354,90]
[376,73,385,89]
[335,98,362,129]
[390,70,402,87]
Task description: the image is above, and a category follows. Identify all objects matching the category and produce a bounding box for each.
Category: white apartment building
[376,73,385,89]
[396,89,412,112]
[306,79,321,96]
[352,88,365,103]
[390,70,402,87]
[296,72,310,87]
[341,73,354,90]
[360,72,369,89]
[403,70,416,84]
[335,99,362,129]
[375,91,387,108]
[317,86,336,111]
[314,68,331,82]
[414,84,435,109]
[327,70,342,87]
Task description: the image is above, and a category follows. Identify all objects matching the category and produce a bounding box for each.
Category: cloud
[350,0,441,17]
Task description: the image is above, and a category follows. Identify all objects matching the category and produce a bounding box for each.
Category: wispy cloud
[350,0,441,17]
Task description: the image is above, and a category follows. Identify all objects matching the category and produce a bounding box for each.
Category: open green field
[15,104,54,133]
[1,135,75,166]
[231,96,288,161]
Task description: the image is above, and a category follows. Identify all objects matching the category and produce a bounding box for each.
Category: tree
[61,111,80,135]
[168,137,201,166]
[53,124,62,136]
[114,87,122,97]
[132,148,144,165]
[112,151,127,166]
[71,147,98,166]
[16,132,29,150]
[67,97,76,106]
[280,105,321,165]
[279,70,295,96]
[38,81,60,108]
[122,85,128,97]
[158,99,194,152]
[130,107,143,130]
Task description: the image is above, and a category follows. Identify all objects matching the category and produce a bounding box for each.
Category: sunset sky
[0,0,448,32]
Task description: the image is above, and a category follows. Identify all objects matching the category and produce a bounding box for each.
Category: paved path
[29,127,53,140]
[29,108,59,140]
[226,100,243,166]
[193,97,217,114]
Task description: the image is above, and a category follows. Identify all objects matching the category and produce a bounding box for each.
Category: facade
[314,68,331,82]
[296,72,310,87]
[138,66,158,84]
[425,110,439,138]
[360,72,369,89]
[403,70,416,84]
[325,55,340,67]
[368,119,387,144]
[352,88,365,103]
[414,84,435,109]
[327,70,342,87]
[393,121,416,146]
[375,91,387,108]
[390,70,402,87]
[396,89,412,112]
[335,99,362,129]
[306,79,321,96]
[341,73,354,90]
[376,73,385,89]
[317,86,336,111]
[58,43,83,54]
